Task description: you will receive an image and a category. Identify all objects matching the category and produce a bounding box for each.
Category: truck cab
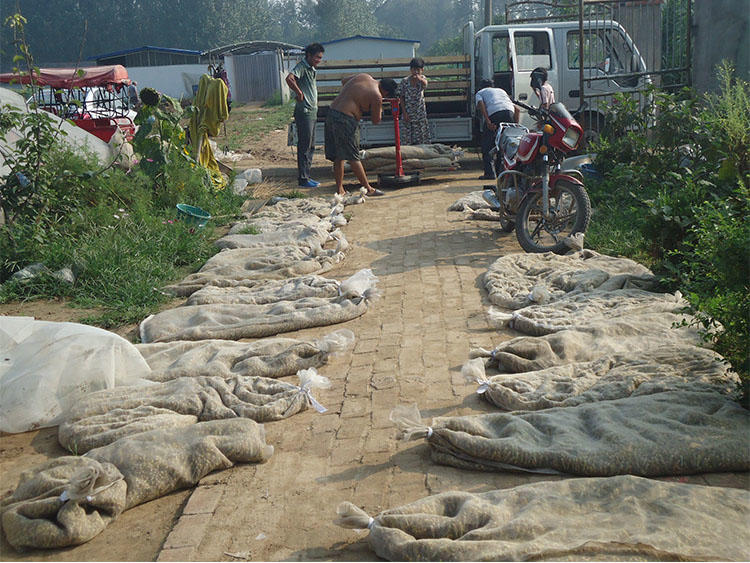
[470,20,649,133]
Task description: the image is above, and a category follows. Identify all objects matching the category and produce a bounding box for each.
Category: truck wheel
[580,113,604,149]
[515,180,591,254]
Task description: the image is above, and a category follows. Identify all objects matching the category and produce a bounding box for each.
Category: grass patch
[223,101,295,152]
[235,225,261,235]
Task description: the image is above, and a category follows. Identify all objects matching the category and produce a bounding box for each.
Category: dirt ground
[1,117,747,561]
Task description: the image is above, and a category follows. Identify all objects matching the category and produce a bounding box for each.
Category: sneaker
[298,179,319,188]
[367,189,385,196]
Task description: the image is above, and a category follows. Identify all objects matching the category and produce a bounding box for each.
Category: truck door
[509,27,556,128]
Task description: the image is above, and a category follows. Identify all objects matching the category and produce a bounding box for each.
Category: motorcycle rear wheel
[516,180,591,254]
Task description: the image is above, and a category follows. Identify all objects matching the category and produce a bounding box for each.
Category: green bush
[0,104,244,326]
[587,61,749,383]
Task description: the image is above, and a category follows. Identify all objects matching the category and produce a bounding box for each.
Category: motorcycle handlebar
[513,99,544,119]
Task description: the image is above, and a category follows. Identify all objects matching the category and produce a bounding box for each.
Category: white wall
[126,63,208,100]
[322,38,417,61]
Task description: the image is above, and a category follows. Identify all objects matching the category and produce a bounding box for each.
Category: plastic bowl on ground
[176,203,211,227]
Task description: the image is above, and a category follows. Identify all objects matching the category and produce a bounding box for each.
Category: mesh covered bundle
[493,287,687,336]
[140,295,368,343]
[0,317,152,434]
[2,419,271,551]
[163,244,346,297]
[483,250,656,310]
[448,191,493,212]
[185,275,341,306]
[59,370,331,452]
[463,344,741,411]
[365,157,456,174]
[137,329,354,382]
[143,269,377,343]
[393,392,750,476]
[362,143,459,161]
[0,457,127,551]
[215,223,338,252]
[336,475,750,561]
[256,196,344,220]
[473,312,703,374]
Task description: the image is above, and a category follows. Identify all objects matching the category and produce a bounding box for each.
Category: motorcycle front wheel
[516,180,591,254]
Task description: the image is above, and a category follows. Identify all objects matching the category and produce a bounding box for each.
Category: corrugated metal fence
[232,52,299,103]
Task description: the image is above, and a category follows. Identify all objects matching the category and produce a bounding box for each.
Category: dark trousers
[481,109,515,177]
[295,107,316,183]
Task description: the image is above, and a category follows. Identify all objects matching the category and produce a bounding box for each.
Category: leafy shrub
[587,61,749,383]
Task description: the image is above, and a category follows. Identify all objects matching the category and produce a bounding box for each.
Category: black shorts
[489,109,515,124]
[324,109,361,162]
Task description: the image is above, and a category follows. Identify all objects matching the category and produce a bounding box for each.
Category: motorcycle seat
[498,124,528,161]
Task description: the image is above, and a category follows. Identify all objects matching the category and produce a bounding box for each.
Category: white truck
[293,19,648,147]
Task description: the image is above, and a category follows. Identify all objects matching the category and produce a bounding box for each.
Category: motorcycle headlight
[562,127,580,149]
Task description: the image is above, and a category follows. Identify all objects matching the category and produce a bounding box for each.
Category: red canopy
[0,65,131,88]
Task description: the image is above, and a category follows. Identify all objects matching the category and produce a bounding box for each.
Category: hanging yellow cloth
[189,74,229,181]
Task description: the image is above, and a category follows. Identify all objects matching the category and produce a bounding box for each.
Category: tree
[314,0,380,42]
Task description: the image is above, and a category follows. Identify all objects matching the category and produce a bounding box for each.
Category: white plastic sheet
[0,317,152,433]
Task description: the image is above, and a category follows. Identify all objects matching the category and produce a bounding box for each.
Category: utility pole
[484,0,493,27]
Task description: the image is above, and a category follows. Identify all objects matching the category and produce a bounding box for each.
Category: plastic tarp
[336,475,750,561]
[0,87,113,177]
[0,317,152,433]
[0,65,131,87]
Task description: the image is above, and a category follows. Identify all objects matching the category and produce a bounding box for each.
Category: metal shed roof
[88,46,202,61]
[321,35,420,46]
[202,41,302,58]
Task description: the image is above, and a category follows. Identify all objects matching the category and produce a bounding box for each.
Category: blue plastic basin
[176,203,211,227]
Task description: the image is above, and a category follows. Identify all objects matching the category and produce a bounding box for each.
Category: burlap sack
[184,275,340,306]
[336,475,750,561]
[392,391,750,476]
[137,329,354,382]
[215,224,339,252]
[59,371,330,452]
[139,295,368,343]
[2,419,271,551]
[463,344,741,411]
[472,312,703,374]
[484,250,656,310]
[492,288,687,336]
[448,190,493,212]
[1,457,126,551]
[163,244,346,297]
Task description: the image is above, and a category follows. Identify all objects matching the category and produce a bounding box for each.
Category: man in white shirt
[475,79,520,179]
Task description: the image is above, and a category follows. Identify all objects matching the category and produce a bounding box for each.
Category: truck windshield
[566,28,640,81]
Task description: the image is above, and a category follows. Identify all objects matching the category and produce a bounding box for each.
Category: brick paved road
[157,172,749,562]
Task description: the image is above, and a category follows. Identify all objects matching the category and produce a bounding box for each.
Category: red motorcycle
[483,100,591,254]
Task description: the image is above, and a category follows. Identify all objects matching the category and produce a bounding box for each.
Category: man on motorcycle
[476,79,520,179]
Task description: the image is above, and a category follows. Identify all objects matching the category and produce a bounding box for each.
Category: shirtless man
[324,73,398,196]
